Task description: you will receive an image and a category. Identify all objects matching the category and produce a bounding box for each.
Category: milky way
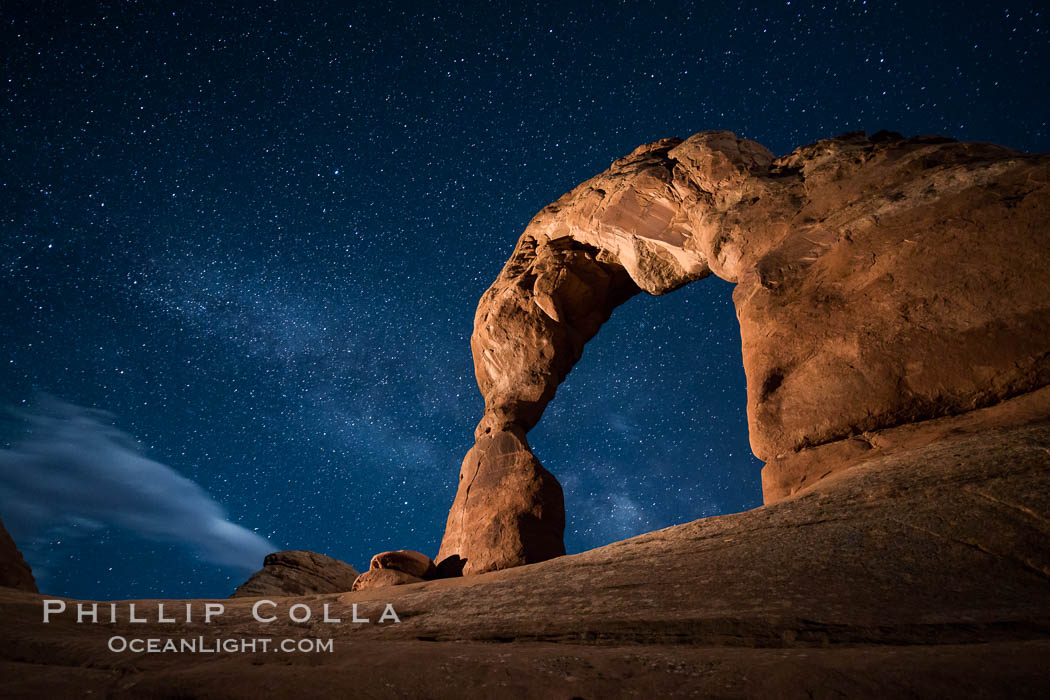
[2,2,1047,598]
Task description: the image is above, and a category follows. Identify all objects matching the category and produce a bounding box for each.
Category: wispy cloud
[0,397,275,572]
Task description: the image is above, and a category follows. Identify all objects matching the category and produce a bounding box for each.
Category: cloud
[0,397,275,572]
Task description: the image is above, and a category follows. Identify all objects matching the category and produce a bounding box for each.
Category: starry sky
[2,1,1047,600]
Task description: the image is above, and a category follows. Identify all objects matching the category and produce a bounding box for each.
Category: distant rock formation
[352,568,424,591]
[230,550,358,598]
[370,550,437,579]
[0,517,36,593]
[438,130,1050,575]
[352,549,436,590]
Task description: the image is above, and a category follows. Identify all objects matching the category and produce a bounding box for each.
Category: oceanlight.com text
[107,636,334,653]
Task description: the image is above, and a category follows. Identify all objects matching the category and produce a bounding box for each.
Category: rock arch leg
[436,241,642,575]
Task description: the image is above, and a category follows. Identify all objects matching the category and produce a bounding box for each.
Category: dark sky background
[2,1,1047,600]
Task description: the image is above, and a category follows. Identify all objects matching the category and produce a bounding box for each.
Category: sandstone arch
[437,130,1050,576]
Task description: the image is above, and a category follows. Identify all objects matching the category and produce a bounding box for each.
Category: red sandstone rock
[436,428,565,575]
[438,130,1050,574]
[0,517,35,593]
[351,567,424,591]
[727,133,1050,461]
[369,550,437,579]
[230,550,358,598]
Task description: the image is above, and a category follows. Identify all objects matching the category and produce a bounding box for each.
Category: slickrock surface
[0,517,36,593]
[2,405,1049,697]
[439,130,1050,573]
[230,550,358,598]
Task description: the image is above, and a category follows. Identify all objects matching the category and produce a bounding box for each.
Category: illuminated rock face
[437,130,1050,575]
[350,549,438,590]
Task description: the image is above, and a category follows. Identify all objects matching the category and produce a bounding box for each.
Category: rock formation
[438,130,1050,575]
[351,568,424,591]
[0,517,36,593]
[369,550,437,580]
[351,549,436,590]
[437,428,567,575]
[230,550,358,598]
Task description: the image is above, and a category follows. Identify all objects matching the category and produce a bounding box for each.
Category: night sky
[2,2,1047,600]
